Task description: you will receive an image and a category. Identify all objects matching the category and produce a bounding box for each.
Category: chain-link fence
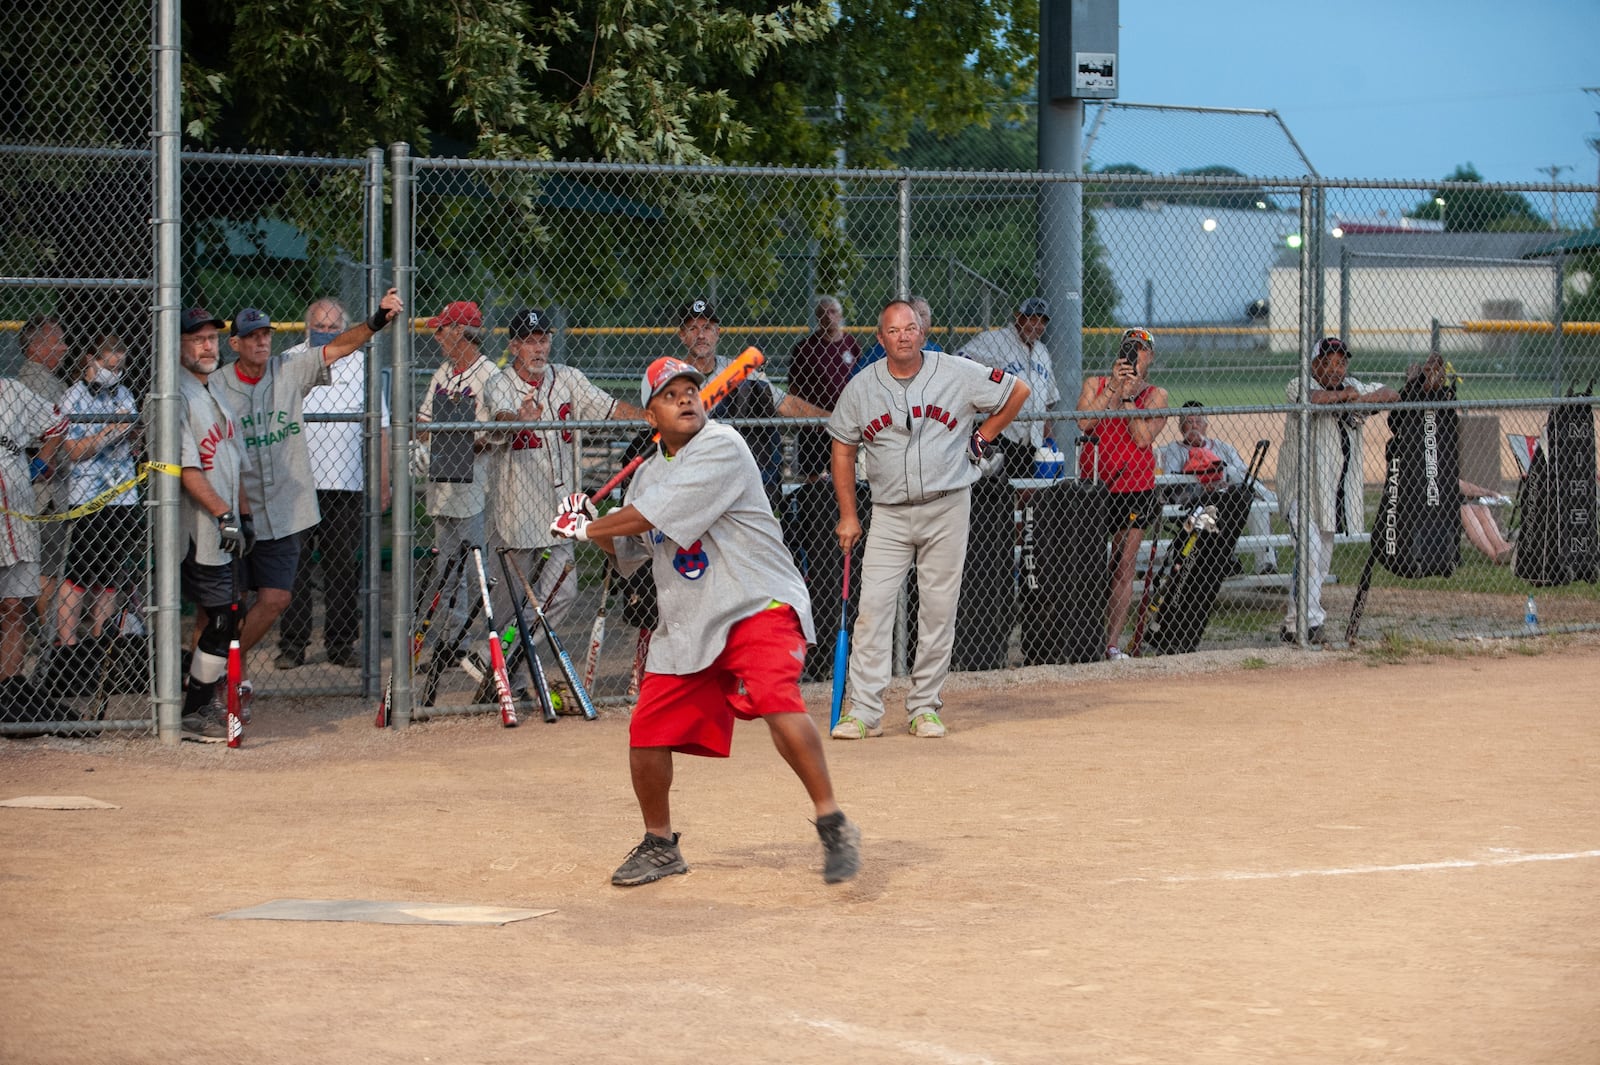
[3,8,1597,737]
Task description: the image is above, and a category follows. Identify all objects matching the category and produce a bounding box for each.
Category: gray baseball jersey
[178,370,247,567]
[0,379,67,568]
[827,350,1017,505]
[613,421,815,675]
[958,325,1059,449]
[18,360,68,513]
[418,355,496,519]
[215,345,331,540]
[484,363,619,548]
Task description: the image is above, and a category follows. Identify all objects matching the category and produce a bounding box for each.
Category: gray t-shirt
[614,421,814,675]
[827,350,1017,505]
[215,346,331,540]
[179,370,246,567]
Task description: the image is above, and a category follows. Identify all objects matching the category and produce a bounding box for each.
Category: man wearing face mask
[276,298,393,670]
[52,334,142,657]
[213,289,403,701]
[484,308,644,629]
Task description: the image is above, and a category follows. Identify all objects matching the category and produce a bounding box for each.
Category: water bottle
[1524,596,1538,633]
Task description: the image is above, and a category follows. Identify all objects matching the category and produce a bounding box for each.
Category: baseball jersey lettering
[216,344,331,539]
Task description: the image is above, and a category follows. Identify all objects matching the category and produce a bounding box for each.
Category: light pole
[1536,164,1570,231]
[1434,196,1446,233]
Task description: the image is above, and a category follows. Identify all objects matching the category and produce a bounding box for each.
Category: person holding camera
[1075,327,1169,660]
[1277,336,1399,643]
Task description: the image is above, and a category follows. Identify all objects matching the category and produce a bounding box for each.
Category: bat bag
[1375,378,1460,579]
[1514,385,1598,587]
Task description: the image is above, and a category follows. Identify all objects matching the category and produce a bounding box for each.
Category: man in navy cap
[958,297,1059,478]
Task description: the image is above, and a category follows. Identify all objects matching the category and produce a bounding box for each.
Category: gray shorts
[0,559,42,601]
[38,514,69,579]
[243,534,302,593]
[181,545,239,611]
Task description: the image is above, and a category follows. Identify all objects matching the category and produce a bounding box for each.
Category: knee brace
[190,603,242,685]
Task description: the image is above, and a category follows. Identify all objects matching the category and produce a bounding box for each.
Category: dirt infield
[3,637,1598,1065]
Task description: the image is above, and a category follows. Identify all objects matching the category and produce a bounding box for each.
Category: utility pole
[1536,164,1569,231]
[1585,88,1600,226]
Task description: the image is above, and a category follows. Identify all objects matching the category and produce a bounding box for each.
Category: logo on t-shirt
[673,539,709,581]
[989,368,1004,383]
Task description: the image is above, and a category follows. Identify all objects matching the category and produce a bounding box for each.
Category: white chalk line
[1110,848,1600,884]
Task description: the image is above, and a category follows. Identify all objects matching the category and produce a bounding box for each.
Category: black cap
[1017,297,1050,318]
[181,308,225,334]
[230,307,272,337]
[508,308,551,339]
[1314,336,1350,360]
[677,298,718,324]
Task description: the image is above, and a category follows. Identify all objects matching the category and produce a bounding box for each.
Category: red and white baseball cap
[640,356,706,406]
[425,301,483,329]
[1184,446,1225,486]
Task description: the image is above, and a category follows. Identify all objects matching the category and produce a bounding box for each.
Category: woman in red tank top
[1075,329,1169,660]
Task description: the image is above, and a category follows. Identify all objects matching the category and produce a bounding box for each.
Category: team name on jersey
[861,404,960,443]
[196,419,235,471]
[509,401,574,450]
[239,408,301,449]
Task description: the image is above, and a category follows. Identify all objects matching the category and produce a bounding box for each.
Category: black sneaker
[611,832,688,886]
[325,646,357,668]
[274,649,304,670]
[181,705,229,743]
[815,811,861,884]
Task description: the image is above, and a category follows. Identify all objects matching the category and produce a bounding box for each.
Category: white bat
[583,565,611,693]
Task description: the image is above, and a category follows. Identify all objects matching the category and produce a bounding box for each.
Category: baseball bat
[583,564,611,693]
[1345,550,1378,646]
[627,627,650,700]
[592,347,765,500]
[829,551,852,730]
[419,578,484,708]
[1126,535,1161,657]
[470,547,519,727]
[497,552,559,723]
[378,543,460,727]
[491,549,568,701]
[502,551,598,721]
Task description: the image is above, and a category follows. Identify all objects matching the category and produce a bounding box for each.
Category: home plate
[0,796,120,810]
[216,899,555,925]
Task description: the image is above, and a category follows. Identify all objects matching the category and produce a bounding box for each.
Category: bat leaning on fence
[469,547,519,728]
[497,551,559,723]
[583,564,612,694]
[500,549,598,721]
[377,543,461,728]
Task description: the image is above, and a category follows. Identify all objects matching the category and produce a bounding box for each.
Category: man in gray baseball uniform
[828,299,1028,739]
[214,289,402,691]
[17,315,72,627]
[484,307,642,629]
[549,355,860,888]
[958,297,1058,478]
[176,307,253,741]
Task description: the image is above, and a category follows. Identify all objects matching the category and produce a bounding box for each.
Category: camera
[1115,339,1140,368]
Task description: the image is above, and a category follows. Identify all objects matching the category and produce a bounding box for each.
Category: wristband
[366,307,390,331]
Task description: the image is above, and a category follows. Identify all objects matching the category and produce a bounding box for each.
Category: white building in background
[1092,203,1289,327]
[1266,231,1559,356]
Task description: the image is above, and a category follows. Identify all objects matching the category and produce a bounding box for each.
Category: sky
[1114,0,1599,224]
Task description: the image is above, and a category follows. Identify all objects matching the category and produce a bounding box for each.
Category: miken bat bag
[1376,375,1460,579]
[1514,382,1598,587]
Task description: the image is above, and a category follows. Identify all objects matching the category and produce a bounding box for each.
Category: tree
[1409,164,1545,233]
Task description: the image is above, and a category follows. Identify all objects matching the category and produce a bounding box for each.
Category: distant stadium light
[1286,233,1303,249]
[1330,226,1345,238]
[1202,218,1217,232]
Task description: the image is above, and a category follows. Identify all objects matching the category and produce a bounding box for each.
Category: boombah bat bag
[1376,372,1460,579]
[1515,383,1599,587]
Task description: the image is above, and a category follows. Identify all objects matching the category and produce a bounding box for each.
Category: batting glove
[216,510,245,555]
[550,510,590,542]
[558,492,597,520]
[239,513,257,557]
[966,430,996,466]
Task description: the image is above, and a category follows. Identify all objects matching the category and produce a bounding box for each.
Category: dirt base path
[3,638,1598,1065]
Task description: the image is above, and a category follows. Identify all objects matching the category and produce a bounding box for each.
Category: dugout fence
[2,0,1597,738]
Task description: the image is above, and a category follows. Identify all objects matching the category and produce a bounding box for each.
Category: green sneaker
[829,715,883,740]
[908,711,946,738]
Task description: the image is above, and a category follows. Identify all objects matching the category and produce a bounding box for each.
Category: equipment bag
[1376,376,1460,579]
[1515,384,1599,587]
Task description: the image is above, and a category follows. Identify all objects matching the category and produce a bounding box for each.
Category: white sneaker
[830,715,883,740]
[908,712,946,738]
[1106,646,1128,661]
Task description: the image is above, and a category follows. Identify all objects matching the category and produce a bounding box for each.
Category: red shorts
[631,606,810,758]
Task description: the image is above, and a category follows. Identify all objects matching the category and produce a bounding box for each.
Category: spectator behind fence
[53,334,141,656]
[0,372,68,724]
[849,295,940,379]
[786,296,860,479]
[18,316,72,630]
[484,307,643,631]
[826,299,1027,740]
[1278,336,1400,644]
[1157,400,1279,576]
[416,301,497,650]
[175,307,251,742]
[1076,328,1169,661]
[277,299,393,670]
[957,297,1060,479]
[215,291,402,704]
[676,298,827,511]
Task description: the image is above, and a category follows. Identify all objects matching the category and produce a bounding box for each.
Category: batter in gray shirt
[215,345,331,540]
[614,421,815,675]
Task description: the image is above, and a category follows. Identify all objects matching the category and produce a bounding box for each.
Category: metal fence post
[896,172,911,298]
[1292,183,1317,643]
[388,142,415,727]
[362,146,385,699]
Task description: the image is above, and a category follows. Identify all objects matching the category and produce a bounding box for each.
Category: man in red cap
[416,301,496,652]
